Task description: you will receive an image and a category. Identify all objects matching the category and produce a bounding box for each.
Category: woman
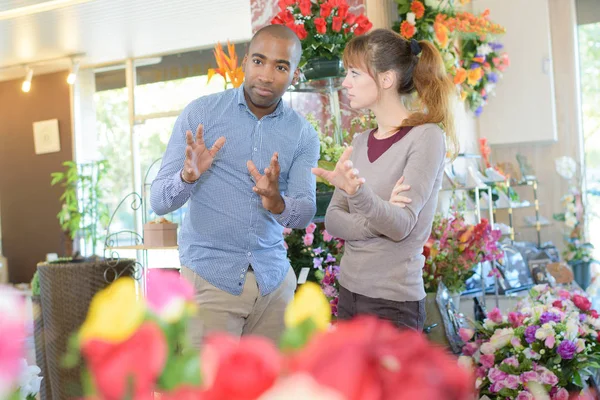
[312,29,458,330]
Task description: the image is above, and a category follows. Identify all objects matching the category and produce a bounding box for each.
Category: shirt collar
[237,84,285,118]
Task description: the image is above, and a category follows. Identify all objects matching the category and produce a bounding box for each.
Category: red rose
[332,16,343,32]
[201,334,282,400]
[552,300,564,309]
[289,316,474,400]
[295,23,308,40]
[277,0,296,11]
[353,14,372,36]
[573,294,592,312]
[299,0,312,16]
[320,2,333,18]
[82,322,167,400]
[337,3,349,18]
[314,17,327,34]
[345,13,357,26]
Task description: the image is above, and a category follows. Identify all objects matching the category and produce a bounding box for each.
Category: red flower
[82,322,167,400]
[411,1,425,19]
[345,13,357,26]
[320,2,333,18]
[299,0,312,16]
[277,0,296,11]
[400,20,416,39]
[552,300,564,309]
[337,3,349,18]
[590,310,599,319]
[314,17,327,34]
[573,294,592,312]
[354,14,373,36]
[295,23,308,40]
[332,16,343,32]
[201,334,282,400]
[289,316,475,400]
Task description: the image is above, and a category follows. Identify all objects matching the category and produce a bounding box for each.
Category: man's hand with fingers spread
[181,124,226,183]
[311,146,365,195]
[247,152,286,214]
[389,176,412,208]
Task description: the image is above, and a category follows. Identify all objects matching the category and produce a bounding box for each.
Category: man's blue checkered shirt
[150,85,319,295]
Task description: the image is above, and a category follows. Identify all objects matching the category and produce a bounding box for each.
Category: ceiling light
[22,67,33,93]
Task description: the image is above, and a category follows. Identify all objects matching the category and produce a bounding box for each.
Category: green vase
[302,57,344,81]
[570,260,592,289]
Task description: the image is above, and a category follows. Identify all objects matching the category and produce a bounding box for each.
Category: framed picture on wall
[33,119,61,155]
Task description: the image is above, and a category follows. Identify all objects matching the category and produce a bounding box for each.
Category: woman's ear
[379,70,396,90]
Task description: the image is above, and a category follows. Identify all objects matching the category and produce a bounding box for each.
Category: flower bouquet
[459,284,600,399]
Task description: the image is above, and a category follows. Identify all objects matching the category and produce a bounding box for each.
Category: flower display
[271,0,373,66]
[0,287,27,400]
[423,201,503,294]
[207,41,244,89]
[460,284,600,399]
[393,0,508,116]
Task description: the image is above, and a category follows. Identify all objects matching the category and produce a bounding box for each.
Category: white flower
[523,348,542,360]
[480,342,495,355]
[483,319,497,330]
[535,323,555,341]
[555,156,577,180]
[458,355,474,370]
[477,44,493,56]
[406,12,416,25]
[258,374,345,400]
[18,359,42,400]
[489,328,514,350]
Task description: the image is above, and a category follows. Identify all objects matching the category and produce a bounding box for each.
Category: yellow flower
[79,277,146,344]
[467,67,483,86]
[284,282,331,331]
[460,91,468,101]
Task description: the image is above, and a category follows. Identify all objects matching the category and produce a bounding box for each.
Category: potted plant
[50,160,110,257]
[271,0,373,80]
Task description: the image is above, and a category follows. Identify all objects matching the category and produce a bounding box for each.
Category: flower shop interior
[1,0,600,399]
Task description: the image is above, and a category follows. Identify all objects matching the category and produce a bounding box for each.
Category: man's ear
[242,54,248,73]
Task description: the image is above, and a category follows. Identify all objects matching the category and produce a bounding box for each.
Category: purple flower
[488,367,508,383]
[323,285,337,298]
[540,312,561,324]
[525,325,539,344]
[490,42,504,51]
[557,340,577,360]
[325,253,336,264]
[313,247,323,255]
[313,257,323,269]
[487,72,498,83]
[580,313,587,323]
[470,62,481,69]
[475,106,484,117]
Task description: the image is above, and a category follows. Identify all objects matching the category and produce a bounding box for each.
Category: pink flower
[545,335,556,349]
[508,312,526,327]
[516,391,534,400]
[480,354,495,369]
[552,300,563,309]
[283,227,293,235]
[487,307,503,323]
[502,356,519,368]
[551,387,569,400]
[146,269,195,323]
[488,367,508,383]
[538,368,559,386]
[503,374,521,390]
[520,371,538,383]
[573,294,592,312]
[558,289,571,300]
[306,223,317,234]
[303,233,314,246]
[459,328,474,342]
[0,287,26,399]
[461,342,479,356]
[322,230,333,242]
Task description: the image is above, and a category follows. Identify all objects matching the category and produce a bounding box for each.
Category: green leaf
[279,318,318,351]
[157,351,202,390]
[573,370,583,387]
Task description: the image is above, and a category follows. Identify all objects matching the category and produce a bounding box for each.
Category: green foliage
[50,160,109,256]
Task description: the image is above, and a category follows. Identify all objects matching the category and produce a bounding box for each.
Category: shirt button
[247,251,252,256]
[253,147,257,152]
[240,274,244,278]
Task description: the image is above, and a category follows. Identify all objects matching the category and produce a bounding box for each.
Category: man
[150,25,319,346]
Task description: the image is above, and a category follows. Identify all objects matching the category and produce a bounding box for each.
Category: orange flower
[454,67,467,85]
[433,22,449,48]
[410,1,425,19]
[467,67,483,86]
[207,41,244,89]
[400,20,416,39]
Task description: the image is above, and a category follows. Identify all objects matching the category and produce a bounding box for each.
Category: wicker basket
[32,295,52,400]
[37,258,137,399]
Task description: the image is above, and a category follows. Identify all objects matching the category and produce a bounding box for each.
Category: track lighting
[21,67,33,93]
[67,60,79,84]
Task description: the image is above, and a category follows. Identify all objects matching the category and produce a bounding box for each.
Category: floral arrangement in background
[553,156,595,265]
[283,222,343,315]
[393,0,509,116]
[207,41,244,89]
[0,286,42,400]
[271,0,373,66]
[423,199,503,294]
[63,273,475,399]
[459,284,600,399]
